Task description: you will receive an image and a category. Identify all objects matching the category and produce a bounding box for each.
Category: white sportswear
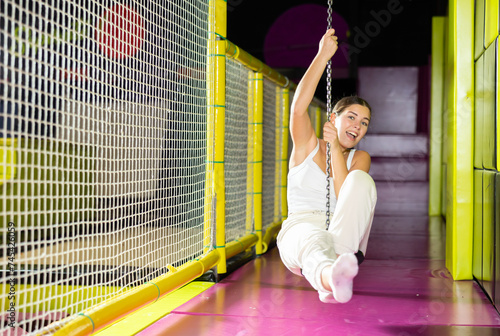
[286,139,355,214]
[277,139,377,296]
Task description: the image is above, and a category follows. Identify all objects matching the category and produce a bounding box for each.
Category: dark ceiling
[227,0,447,99]
[227,0,447,68]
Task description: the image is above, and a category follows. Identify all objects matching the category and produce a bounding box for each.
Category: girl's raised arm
[289,29,338,157]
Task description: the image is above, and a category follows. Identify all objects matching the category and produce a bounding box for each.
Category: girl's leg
[316,170,376,303]
[277,213,337,293]
[328,170,377,255]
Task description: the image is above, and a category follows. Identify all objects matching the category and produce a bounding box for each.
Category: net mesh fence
[0,0,311,333]
[0,0,211,333]
[224,59,249,242]
[262,78,277,229]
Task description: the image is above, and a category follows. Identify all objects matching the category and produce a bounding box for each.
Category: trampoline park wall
[428,0,500,308]
[0,0,326,334]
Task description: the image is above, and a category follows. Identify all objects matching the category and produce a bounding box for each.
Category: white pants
[277,170,377,293]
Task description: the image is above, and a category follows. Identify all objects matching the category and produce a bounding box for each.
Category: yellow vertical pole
[314,106,322,138]
[429,17,445,216]
[252,72,264,255]
[274,86,281,224]
[214,0,227,273]
[204,2,216,254]
[246,71,255,234]
[205,0,227,273]
[281,89,290,220]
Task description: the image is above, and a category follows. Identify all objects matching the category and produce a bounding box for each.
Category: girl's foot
[329,253,358,303]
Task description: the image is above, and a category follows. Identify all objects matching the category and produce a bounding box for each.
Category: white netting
[224,59,249,242]
[262,78,277,229]
[0,0,211,334]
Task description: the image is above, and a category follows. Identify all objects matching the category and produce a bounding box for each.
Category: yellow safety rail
[49,250,220,336]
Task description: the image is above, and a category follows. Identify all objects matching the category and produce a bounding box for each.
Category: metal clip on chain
[325,0,333,230]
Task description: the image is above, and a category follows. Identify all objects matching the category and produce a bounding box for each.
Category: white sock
[329,253,359,303]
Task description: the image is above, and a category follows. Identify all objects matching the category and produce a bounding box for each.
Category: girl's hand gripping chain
[323,115,337,146]
[318,29,339,62]
[323,115,342,161]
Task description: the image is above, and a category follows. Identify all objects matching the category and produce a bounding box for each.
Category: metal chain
[325,0,333,230]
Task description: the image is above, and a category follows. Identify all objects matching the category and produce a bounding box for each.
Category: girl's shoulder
[353,149,370,158]
[351,150,371,171]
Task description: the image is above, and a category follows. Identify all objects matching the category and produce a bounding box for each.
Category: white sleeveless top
[287,140,356,215]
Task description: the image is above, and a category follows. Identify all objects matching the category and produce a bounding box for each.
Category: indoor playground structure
[1,0,500,335]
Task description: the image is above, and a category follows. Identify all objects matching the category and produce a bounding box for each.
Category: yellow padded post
[214,0,227,274]
[474,54,484,169]
[429,17,445,216]
[274,86,281,224]
[482,171,495,291]
[474,0,485,60]
[482,40,496,170]
[472,170,482,282]
[314,106,322,138]
[484,0,499,48]
[246,71,255,235]
[281,89,290,220]
[252,72,264,255]
[204,0,217,254]
[444,0,474,280]
[205,0,227,273]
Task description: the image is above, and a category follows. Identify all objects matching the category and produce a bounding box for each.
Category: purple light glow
[263,4,349,69]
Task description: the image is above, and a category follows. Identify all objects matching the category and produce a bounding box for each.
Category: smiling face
[332,104,371,149]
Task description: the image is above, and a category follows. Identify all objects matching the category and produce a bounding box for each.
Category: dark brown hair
[333,96,372,117]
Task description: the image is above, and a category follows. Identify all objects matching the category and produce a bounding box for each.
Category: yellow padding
[1,284,125,314]
[484,0,499,49]
[225,233,258,260]
[482,40,496,170]
[444,0,474,280]
[474,54,484,169]
[93,282,214,336]
[472,170,483,280]
[0,138,18,183]
[225,40,293,89]
[474,0,485,60]
[498,40,500,170]
[429,16,445,216]
[482,171,495,282]
[51,249,220,336]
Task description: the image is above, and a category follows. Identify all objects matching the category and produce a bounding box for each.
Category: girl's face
[332,104,371,149]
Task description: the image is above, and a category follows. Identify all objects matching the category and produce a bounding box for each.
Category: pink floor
[137,214,500,336]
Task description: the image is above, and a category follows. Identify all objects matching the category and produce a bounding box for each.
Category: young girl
[276,29,377,304]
